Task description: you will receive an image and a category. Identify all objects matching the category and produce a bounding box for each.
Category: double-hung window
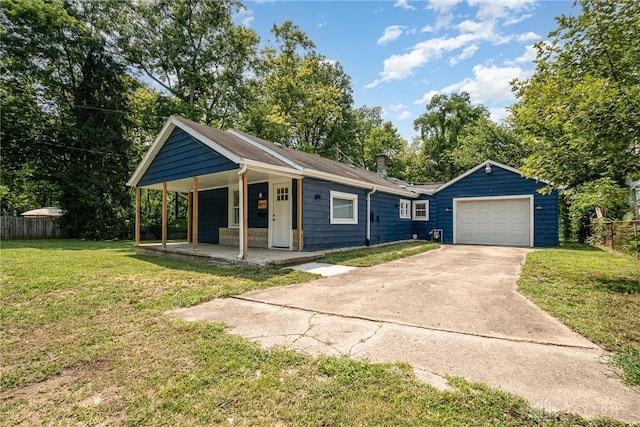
[413,200,429,221]
[399,199,411,219]
[229,188,240,227]
[330,191,358,224]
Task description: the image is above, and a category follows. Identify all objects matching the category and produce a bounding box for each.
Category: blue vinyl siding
[412,196,437,240]
[369,192,413,245]
[248,182,268,229]
[198,188,228,244]
[139,128,238,186]
[302,178,368,251]
[433,165,558,247]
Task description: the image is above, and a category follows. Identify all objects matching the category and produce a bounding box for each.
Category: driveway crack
[231,295,599,350]
[348,323,383,356]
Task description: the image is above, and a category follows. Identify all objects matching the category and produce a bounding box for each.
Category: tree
[511,0,640,191]
[112,0,259,128]
[1,0,138,238]
[452,120,530,172]
[511,0,640,240]
[413,92,489,182]
[241,21,353,156]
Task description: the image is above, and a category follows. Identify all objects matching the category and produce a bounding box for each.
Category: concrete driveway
[171,245,640,423]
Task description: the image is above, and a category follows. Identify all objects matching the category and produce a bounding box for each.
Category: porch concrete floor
[135,242,325,268]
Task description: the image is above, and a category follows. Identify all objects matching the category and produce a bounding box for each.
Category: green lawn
[518,243,640,387]
[0,240,628,425]
[322,241,440,266]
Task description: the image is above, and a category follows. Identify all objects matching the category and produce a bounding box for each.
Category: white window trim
[330,190,358,225]
[413,200,429,221]
[399,199,411,219]
[228,186,240,228]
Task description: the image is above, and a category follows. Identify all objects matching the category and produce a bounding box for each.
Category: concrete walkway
[171,245,640,423]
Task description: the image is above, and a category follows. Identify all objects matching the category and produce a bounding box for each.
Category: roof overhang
[128,116,416,198]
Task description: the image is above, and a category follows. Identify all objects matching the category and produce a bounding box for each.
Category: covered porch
[133,166,304,261]
[128,116,309,263]
[136,242,323,268]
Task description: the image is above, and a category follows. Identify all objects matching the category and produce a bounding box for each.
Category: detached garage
[413,161,559,248]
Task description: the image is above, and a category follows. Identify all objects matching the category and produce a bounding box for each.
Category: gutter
[366,186,377,246]
[237,164,247,259]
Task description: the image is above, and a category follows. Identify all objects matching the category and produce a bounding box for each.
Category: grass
[0,239,629,425]
[518,243,640,388]
[321,240,440,267]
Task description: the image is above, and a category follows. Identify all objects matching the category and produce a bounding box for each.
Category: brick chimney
[376,153,388,178]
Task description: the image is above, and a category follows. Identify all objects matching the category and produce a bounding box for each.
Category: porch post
[297,178,303,251]
[162,182,168,248]
[187,192,192,243]
[240,169,248,258]
[135,187,141,246]
[192,177,199,250]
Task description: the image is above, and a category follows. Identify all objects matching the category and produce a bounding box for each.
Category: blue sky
[235,0,576,142]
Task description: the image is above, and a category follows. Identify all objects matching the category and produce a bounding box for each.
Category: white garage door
[455,197,531,247]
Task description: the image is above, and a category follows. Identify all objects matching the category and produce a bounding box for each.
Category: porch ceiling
[140,169,292,193]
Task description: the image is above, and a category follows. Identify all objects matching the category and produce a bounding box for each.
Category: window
[229,189,240,227]
[330,191,358,224]
[399,199,411,219]
[413,200,429,221]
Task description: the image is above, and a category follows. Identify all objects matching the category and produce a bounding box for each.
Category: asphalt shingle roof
[174,116,406,193]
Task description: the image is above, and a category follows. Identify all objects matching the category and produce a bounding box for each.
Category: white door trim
[269,181,292,249]
[452,195,534,247]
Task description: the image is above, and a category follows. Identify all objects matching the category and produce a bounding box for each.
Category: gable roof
[128,116,414,196]
[433,160,525,194]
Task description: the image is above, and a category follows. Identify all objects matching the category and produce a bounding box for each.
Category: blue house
[128,116,558,258]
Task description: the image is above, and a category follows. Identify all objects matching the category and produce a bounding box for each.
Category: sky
[234,0,577,142]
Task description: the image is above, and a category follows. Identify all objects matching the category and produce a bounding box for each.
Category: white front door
[271,182,291,248]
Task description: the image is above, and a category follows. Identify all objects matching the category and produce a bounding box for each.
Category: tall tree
[112,0,259,128]
[1,0,138,238]
[452,120,529,172]
[347,106,408,174]
[242,21,353,156]
[413,92,489,182]
[511,0,640,191]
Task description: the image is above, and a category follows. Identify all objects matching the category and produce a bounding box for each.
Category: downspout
[366,186,377,246]
[237,164,247,259]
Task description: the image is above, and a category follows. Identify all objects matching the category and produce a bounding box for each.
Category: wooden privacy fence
[0,217,67,240]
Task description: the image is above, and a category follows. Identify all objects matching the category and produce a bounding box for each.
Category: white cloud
[440,63,531,104]
[389,103,406,112]
[367,32,486,87]
[505,13,533,25]
[516,31,540,42]
[413,90,440,106]
[316,15,327,28]
[377,25,406,45]
[394,0,416,10]
[515,44,537,63]
[449,44,479,65]
[233,8,254,27]
[427,0,461,14]
[468,0,536,21]
[489,107,510,122]
[398,111,413,120]
[456,19,497,39]
[421,25,435,33]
